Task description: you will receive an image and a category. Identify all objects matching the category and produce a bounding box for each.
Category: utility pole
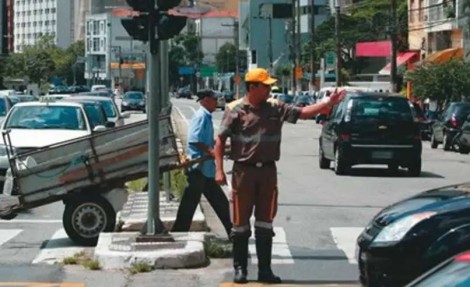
[296,0,301,92]
[268,16,273,73]
[390,0,398,93]
[335,0,341,87]
[310,0,316,92]
[291,0,296,95]
[234,19,240,98]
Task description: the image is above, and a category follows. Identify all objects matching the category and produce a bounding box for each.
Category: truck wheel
[430,134,438,149]
[63,196,116,246]
[443,132,451,151]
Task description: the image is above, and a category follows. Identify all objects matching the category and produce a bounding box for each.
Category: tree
[302,0,408,76]
[405,60,470,105]
[215,42,247,73]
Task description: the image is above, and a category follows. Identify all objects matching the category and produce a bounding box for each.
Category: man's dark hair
[196,89,215,101]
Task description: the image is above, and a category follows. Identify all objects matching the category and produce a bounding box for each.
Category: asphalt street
[0,97,468,286]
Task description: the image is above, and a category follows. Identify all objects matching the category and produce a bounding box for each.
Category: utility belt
[234,161,275,168]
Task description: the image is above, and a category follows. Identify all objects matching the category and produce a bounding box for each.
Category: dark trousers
[172,169,232,237]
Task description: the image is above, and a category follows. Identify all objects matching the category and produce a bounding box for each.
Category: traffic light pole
[146,6,166,235]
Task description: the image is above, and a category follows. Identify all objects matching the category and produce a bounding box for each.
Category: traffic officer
[214,68,345,284]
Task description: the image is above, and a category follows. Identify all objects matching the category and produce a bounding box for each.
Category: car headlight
[139,101,145,105]
[373,211,436,244]
[122,102,129,106]
[0,145,15,157]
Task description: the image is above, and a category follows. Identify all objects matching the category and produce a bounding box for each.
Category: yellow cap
[244,68,277,85]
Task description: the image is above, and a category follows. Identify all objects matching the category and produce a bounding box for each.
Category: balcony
[425,0,459,33]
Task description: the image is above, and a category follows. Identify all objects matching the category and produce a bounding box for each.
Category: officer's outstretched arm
[214,135,227,185]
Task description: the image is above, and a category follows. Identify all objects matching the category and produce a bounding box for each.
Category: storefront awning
[378,52,419,75]
[425,47,463,63]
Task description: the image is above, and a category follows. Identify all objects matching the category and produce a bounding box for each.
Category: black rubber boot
[232,235,249,284]
[256,235,282,284]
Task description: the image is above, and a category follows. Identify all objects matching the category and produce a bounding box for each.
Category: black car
[358,182,470,287]
[406,250,470,287]
[319,92,422,176]
[457,115,470,154]
[121,91,146,113]
[430,102,470,150]
[223,91,235,103]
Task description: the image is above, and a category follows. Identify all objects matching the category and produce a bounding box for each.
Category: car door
[432,109,447,142]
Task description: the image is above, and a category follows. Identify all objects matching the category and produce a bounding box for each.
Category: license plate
[371,151,393,159]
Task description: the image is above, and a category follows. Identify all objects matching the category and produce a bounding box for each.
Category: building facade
[13,0,73,52]
[85,12,146,90]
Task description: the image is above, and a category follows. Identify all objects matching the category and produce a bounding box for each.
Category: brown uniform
[219,97,301,235]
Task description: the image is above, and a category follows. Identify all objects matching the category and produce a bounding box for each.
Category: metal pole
[297,0,301,91]
[160,40,172,203]
[118,47,122,89]
[390,0,398,93]
[268,16,273,73]
[234,19,240,98]
[291,0,297,96]
[335,1,341,87]
[146,0,165,235]
[310,0,316,92]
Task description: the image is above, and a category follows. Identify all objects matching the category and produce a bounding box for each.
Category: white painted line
[0,229,22,246]
[32,228,85,265]
[330,227,363,264]
[174,106,189,126]
[249,227,294,265]
[0,219,62,224]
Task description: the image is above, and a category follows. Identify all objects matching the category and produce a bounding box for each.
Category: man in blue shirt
[172,90,232,237]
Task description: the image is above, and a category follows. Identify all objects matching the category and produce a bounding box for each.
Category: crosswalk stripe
[32,229,85,265]
[330,227,364,264]
[0,229,22,246]
[249,227,294,265]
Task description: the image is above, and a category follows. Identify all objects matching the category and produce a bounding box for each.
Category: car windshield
[295,95,313,104]
[412,261,470,287]
[5,105,86,130]
[454,104,470,115]
[98,100,117,118]
[0,99,6,116]
[351,97,413,121]
[279,95,294,104]
[125,93,143,100]
[82,103,107,128]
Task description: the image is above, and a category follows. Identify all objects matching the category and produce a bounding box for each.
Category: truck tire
[63,196,116,246]
[319,141,330,169]
[334,147,349,175]
[407,158,422,177]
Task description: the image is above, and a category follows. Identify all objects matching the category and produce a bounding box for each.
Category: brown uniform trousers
[231,162,278,232]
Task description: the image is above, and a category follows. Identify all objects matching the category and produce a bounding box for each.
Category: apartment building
[13,0,73,52]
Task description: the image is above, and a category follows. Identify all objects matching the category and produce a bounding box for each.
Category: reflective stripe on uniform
[232,225,251,233]
[254,221,273,229]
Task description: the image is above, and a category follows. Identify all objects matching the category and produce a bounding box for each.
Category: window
[51,8,56,13]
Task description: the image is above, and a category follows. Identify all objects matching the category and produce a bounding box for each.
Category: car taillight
[451,115,458,128]
[340,133,351,141]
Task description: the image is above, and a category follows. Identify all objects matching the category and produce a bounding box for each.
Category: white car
[0,101,111,188]
[61,95,130,127]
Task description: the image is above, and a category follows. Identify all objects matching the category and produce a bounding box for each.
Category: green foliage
[204,241,232,258]
[303,0,408,76]
[129,263,154,274]
[168,33,204,85]
[215,42,247,73]
[170,169,187,201]
[1,36,86,86]
[405,60,470,104]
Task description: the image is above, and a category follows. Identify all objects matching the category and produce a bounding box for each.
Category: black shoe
[234,266,248,284]
[258,270,282,284]
[232,234,249,284]
[256,233,282,284]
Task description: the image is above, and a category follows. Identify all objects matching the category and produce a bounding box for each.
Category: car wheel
[63,195,116,246]
[319,140,330,169]
[443,132,451,151]
[459,145,470,155]
[407,158,422,177]
[334,147,349,175]
[430,133,438,149]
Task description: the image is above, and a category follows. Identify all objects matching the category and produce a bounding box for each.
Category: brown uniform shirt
[219,97,301,162]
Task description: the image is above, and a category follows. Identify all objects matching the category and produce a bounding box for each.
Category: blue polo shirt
[187,106,215,178]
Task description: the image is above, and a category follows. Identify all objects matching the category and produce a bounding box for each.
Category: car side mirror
[121,112,131,119]
[317,114,328,122]
[93,125,107,132]
[467,114,470,122]
[105,121,116,128]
